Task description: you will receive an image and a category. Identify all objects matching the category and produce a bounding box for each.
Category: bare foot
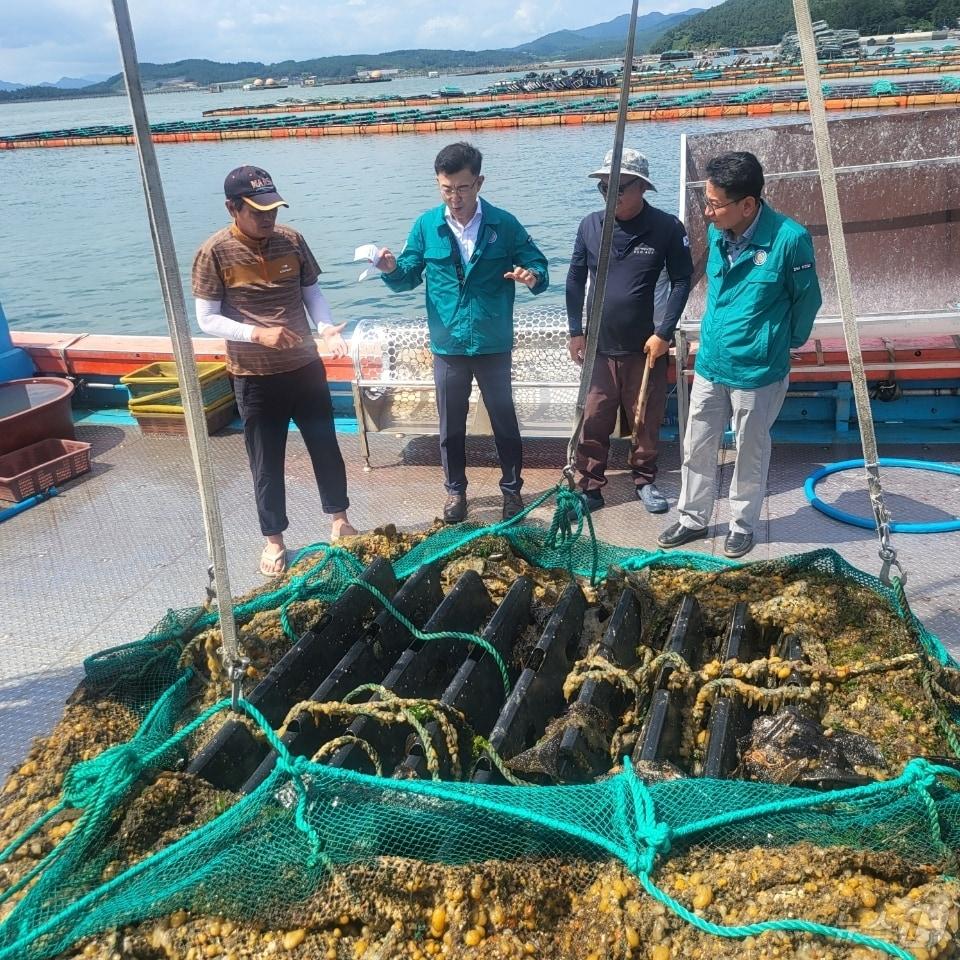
[259,542,287,577]
[331,518,358,541]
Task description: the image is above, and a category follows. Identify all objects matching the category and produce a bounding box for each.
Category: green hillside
[0,11,702,103]
[653,0,960,50]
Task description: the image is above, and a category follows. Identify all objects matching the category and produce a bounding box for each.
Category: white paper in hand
[353,243,383,281]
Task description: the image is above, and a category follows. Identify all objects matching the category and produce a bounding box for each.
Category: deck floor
[2,422,958,772]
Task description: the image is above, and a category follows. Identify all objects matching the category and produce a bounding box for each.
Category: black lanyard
[448,232,466,289]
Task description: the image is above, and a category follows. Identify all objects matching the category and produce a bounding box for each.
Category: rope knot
[289,754,315,780]
[643,821,672,858]
[63,743,145,809]
[547,488,584,548]
[904,758,938,793]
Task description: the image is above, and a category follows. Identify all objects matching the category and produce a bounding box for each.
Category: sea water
[1,72,832,336]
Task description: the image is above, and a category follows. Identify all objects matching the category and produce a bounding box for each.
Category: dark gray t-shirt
[565,202,693,355]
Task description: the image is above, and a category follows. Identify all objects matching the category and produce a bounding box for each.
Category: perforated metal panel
[351,310,579,436]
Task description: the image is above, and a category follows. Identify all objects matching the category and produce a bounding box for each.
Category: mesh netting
[352,312,580,434]
[1,487,959,960]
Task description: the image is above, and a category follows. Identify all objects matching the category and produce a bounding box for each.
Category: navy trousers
[433,352,523,496]
[234,358,349,536]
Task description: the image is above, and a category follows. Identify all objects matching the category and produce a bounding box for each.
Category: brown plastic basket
[0,438,92,502]
[132,395,236,437]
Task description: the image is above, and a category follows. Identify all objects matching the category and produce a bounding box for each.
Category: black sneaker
[657,521,708,549]
[443,493,467,524]
[724,531,754,558]
[567,490,604,524]
[502,491,524,521]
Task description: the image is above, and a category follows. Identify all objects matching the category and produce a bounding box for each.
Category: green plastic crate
[122,362,232,411]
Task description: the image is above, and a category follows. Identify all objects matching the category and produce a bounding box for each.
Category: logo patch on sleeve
[793,262,813,271]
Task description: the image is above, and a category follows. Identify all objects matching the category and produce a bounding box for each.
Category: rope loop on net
[621,757,673,875]
[621,754,960,958]
[545,486,600,584]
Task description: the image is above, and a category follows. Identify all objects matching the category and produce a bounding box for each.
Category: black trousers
[234,359,349,536]
[433,351,522,496]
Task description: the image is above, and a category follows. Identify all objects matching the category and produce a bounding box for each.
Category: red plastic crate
[0,438,92,502]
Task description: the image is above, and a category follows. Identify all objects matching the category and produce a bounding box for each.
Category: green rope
[11,526,959,960]
[348,579,511,695]
[889,574,960,759]
[0,802,69,907]
[619,757,917,960]
[392,483,563,580]
[84,544,365,689]
[0,670,196,909]
[672,757,956,844]
[276,544,365,642]
[544,486,599,584]
[634,872,914,958]
[921,669,960,759]
[0,695,327,960]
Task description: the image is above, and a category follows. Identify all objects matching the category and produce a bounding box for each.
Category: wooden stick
[631,358,653,445]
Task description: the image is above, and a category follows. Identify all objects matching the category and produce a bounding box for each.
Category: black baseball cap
[223,165,288,211]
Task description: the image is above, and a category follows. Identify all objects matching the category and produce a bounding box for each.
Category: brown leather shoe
[443,493,467,524]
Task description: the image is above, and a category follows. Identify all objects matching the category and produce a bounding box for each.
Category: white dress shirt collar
[445,198,484,261]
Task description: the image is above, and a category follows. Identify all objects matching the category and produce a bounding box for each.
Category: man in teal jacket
[376,142,549,523]
[659,151,821,558]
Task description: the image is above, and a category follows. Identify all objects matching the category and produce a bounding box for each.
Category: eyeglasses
[597,178,639,197]
[438,180,479,199]
[703,195,743,212]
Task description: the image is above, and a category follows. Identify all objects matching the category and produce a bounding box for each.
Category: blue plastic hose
[0,487,58,524]
[804,458,960,533]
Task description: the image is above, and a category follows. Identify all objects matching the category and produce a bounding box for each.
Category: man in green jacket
[658,151,822,558]
[376,141,549,523]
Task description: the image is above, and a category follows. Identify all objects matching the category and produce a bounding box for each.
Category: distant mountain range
[0,74,110,92]
[0,11,702,102]
[511,11,704,59]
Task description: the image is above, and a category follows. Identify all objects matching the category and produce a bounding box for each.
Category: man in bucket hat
[192,165,357,577]
[566,148,693,518]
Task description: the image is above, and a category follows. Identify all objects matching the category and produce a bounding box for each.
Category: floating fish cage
[6,77,960,149]
[201,51,960,118]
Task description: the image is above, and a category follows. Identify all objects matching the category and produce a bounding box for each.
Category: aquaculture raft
[1,494,959,960]
[5,78,960,150]
[202,50,960,117]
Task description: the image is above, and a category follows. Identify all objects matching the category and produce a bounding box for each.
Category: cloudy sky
[3,0,711,85]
